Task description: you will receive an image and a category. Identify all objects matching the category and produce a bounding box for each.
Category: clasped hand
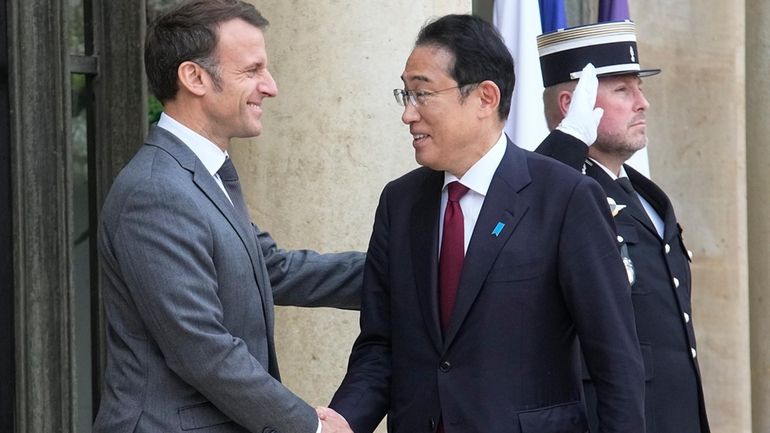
[316,407,353,433]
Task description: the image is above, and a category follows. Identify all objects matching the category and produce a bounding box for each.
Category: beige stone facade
[633,2,752,432]
[231,3,472,432]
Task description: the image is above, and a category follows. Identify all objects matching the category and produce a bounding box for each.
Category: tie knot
[616,177,635,195]
[217,158,238,182]
[446,181,469,202]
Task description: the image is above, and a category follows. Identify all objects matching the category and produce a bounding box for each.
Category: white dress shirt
[156,113,236,205]
[439,132,507,255]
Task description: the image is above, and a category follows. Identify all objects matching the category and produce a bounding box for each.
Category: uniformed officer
[535,21,710,433]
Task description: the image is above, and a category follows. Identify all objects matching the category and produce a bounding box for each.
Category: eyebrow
[400,74,431,85]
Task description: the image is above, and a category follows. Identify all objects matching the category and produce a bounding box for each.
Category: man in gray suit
[93,1,362,432]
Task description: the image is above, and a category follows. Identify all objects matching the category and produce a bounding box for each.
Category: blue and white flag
[539,0,566,33]
[493,1,550,150]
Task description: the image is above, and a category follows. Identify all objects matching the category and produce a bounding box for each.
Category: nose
[401,103,420,125]
[259,69,278,98]
[634,88,649,112]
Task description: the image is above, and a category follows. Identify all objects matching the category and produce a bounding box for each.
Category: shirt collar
[443,132,507,196]
[157,112,228,176]
[588,157,628,180]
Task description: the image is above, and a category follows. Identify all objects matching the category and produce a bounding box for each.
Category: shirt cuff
[316,418,323,433]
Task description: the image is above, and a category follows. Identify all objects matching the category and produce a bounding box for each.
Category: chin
[414,153,441,170]
[247,126,263,138]
[414,150,427,167]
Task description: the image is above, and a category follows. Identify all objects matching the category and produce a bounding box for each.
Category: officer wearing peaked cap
[536,21,710,433]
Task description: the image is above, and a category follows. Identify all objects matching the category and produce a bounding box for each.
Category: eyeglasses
[393,84,475,107]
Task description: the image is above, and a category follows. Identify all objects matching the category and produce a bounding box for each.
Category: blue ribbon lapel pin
[491,222,505,237]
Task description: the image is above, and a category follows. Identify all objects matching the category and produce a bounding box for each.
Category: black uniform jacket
[537,130,710,433]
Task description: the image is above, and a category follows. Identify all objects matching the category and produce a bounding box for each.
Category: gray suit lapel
[145,127,273,334]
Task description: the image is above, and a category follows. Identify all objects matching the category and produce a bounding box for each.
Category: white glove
[556,63,604,146]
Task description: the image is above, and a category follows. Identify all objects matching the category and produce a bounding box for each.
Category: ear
[557,90,573,118]
[177,61,208,97]
[476,80,501,119]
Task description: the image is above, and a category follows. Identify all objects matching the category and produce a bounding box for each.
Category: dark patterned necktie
[616,177,643,212]
[217,157,250,226]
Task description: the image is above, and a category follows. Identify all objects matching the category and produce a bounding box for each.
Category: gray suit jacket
[94,126,364,433]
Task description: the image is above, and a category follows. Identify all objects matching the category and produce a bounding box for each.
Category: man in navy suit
[536,21,710,433]
[327,14,645,433]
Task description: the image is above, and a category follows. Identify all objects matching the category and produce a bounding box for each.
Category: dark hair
[145,0,269,103]
[415,14,514,121]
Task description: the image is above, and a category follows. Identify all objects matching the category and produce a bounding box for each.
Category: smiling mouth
[412,133,429,144]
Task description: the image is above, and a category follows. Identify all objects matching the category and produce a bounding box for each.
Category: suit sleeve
[255,225,364,310]
[535,129,589,170]
[557,176,646,433]
[105,180,318,433]
[328,187,393,433]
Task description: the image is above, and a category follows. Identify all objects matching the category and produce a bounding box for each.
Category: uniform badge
[607,197,627,217]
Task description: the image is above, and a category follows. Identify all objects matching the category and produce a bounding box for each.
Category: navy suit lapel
[443,141,531,349]
[410,170,444,353]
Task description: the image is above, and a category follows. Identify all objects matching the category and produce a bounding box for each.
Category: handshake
[316,406,353,433]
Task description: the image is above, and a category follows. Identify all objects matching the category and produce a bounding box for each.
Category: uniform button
[688,250,694,259]
[617,235,624,243]
[691,348,697,358]
[439,361,452,372]
[673,277,680,288]
[664,243,671,254]
[684,312,690,323]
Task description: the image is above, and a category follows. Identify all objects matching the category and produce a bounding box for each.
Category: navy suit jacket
[536,130,710,433]
[331,137,645,433]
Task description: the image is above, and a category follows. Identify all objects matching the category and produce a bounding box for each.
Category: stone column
[231,1,470,430]
[747,0,770,430]
[632,1,752,432]
[9,0,81,430]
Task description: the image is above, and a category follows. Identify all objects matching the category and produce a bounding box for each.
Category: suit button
[684,312,691,323]
[439,361,452,372]
[688,250,694,259]
[691,347,697,358]
[673,277,680,288]
[429,418,437,430]
[617,235,624,243]
[664,243,671,254]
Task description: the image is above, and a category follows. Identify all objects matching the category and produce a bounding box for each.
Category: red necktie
[439,181,469,332]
